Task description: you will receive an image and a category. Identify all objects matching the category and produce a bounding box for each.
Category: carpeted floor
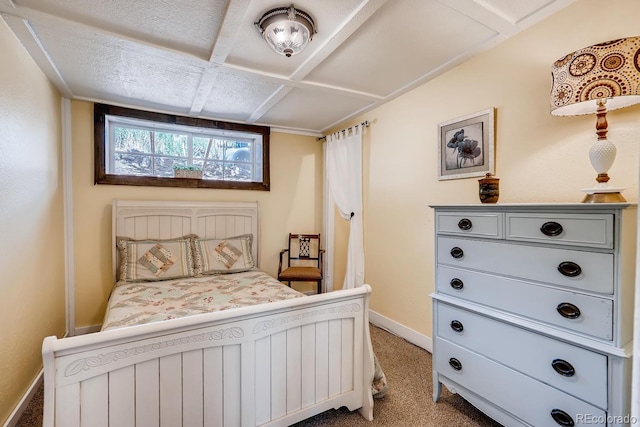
[17,325,503,426]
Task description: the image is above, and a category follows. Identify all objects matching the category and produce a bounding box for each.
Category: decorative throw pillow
[192,234,255,275]
[116,235,197,284]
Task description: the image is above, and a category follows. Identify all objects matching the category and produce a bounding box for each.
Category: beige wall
[70,100,324,326]
[0,20,65,424]
[331,0,640,338]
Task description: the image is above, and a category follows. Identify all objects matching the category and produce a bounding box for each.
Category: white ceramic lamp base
[582,138,626,203]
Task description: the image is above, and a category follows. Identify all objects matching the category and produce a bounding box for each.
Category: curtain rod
[318,121,369,141]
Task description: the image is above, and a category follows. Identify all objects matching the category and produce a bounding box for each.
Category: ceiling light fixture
[254,4,317,58]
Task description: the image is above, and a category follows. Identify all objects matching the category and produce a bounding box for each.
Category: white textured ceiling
[1,0,574,135]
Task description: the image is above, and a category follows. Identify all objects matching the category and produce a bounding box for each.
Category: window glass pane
[114,126,151,153]
[224,162,251,181]
[154,132,188,156]
[193,137,210,159]
[225,146,251,163]
[114,153,152,175]
[206,139,226,160]
[155,157,183,177]
[203,161,224,180]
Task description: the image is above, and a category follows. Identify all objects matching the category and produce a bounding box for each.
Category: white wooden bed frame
[42,199,375,426]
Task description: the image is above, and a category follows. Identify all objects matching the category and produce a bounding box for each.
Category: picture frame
[437,108,495,180]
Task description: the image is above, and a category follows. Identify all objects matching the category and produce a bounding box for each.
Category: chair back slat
[299,236,311,257]
[288,234,321,263]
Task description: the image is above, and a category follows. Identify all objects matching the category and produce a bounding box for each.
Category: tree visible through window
[95,104,270,191]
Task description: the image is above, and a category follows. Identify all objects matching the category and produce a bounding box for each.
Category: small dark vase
[479,173,499,203]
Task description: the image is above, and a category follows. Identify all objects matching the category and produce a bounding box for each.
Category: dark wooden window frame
[94,103,270,191]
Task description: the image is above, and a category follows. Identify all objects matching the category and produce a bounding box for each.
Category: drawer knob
[450,247,464,259]
[551,359,576,377]
[550,409,575,426]
[448,357,462,371]
[457,218,473,230]
[557,261,582,277]
[556,302,581,319]
[450,320,464,332]
[450,278,464,290]
[540,221,564,237]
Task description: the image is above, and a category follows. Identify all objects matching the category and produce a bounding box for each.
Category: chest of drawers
[430,204,637,427]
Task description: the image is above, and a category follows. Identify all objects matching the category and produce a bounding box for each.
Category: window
[95,104,270,190]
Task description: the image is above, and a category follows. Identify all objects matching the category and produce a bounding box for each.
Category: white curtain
[323,126,364,290]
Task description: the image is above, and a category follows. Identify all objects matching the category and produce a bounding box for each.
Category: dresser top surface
[430,203,636,212]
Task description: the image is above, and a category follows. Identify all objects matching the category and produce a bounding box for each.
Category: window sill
[95,174,270,191]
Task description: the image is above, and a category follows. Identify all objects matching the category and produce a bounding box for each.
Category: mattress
[102,269,303,331]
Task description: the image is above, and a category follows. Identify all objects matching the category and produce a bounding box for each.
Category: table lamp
[551,36,640,203]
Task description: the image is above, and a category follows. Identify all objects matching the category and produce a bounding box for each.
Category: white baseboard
[369,309,432,353]
[3,370,43,427]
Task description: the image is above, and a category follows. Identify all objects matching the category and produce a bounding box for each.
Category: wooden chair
[278,233,324,294]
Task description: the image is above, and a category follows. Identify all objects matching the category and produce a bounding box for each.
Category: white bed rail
[42,286,374,427]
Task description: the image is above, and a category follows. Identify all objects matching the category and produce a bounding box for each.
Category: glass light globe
[255,5,316,58]
[263,20,310,57]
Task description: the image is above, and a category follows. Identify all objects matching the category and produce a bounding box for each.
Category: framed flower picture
[438,108,495,180]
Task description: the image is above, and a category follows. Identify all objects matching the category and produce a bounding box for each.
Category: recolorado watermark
[576,414,638,424]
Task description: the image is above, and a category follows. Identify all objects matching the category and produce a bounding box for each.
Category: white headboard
[112,199,259,277]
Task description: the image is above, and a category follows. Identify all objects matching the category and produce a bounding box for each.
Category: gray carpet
[17,325,502,426]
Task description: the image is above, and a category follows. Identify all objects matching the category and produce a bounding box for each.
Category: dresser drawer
[435,301,608,407]
[435,211,503,239]
[437,236,614,294]
[506,212,614,249]
[434,338,607,426]
[437,266,613,340]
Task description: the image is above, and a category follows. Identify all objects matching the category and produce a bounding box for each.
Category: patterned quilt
[101,269,388,399]
[102,269,303,331]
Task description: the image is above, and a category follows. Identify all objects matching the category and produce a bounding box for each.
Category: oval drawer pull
[448,358,462,371]
[556,302,581,319]
[540,221,564,237]
[557,261,582,277]
[457,218,472,230]
[450,278,464,290]
[450,247,464,259]
[450,320,464,332]
[550,409,575,426]
[551,359,576,377]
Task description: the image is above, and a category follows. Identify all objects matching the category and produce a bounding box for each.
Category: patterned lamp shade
[551,36,640,116]
[550,36,640,203]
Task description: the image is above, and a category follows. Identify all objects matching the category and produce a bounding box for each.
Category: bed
[42,199,376,426]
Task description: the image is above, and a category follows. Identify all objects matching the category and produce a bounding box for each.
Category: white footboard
[42,286,374,427]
